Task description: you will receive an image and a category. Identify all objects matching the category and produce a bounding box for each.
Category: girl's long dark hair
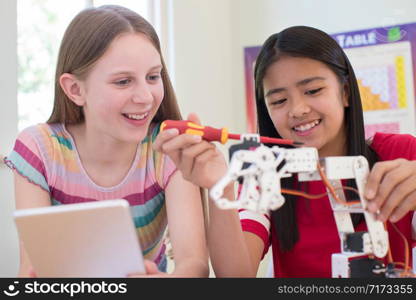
[254,26,379,251]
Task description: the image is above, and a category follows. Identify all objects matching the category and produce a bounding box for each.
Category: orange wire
[317,162,344,204]
[289,161,362,205]
[281,187,361,205]
[390,222,411,276]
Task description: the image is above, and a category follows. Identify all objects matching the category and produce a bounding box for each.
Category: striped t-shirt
[5,122,177,272]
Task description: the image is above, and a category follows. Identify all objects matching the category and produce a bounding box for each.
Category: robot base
[332,253,385,278]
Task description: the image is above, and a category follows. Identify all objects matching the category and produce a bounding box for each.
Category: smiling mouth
[293,119,321,132]
[122,112,149,121]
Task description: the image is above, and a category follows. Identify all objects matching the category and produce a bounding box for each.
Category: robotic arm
[209,135,412,277]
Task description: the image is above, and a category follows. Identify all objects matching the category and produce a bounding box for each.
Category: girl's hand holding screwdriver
[153,113,229,189]
[160,119,302,146]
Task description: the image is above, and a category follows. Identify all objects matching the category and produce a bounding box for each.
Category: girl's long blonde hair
[48,5,181,124]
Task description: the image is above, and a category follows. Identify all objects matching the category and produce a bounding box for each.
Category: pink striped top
[5,122,177,271]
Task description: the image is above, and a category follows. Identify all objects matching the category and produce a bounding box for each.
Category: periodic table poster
[243,23,416,138]
[332,23,416,138]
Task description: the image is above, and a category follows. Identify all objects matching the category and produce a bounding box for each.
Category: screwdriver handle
[160,120,229,144]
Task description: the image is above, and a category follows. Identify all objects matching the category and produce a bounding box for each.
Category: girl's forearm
[207,185,257,277]
[171,257,209,277]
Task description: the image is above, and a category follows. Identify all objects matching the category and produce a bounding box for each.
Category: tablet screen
[14,199,145,277]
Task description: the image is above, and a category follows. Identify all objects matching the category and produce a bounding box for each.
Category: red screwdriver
[160,120,303,146]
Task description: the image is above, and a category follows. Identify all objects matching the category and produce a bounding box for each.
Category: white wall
[171,0,235,130]
[0,0,19,277]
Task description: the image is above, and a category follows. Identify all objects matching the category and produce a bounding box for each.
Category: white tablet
[14,199,145,277]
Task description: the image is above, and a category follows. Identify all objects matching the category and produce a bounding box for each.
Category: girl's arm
[14,172,51,277]
[207,184,265,277]
[164,171,209,277]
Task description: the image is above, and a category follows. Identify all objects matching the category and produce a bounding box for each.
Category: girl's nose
[132,84,153,104]
[288,96,311,118]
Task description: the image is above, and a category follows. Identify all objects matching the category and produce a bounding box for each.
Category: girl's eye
[270,98,287,106]
[305,87,323,95]
[115,79,131,86]
[147,74,161,81]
